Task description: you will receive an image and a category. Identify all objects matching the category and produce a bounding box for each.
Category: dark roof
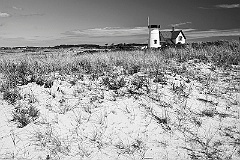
[160,30,186,40]
[160,31,172,39]
[172,31,182,39]
[148,25,160,28]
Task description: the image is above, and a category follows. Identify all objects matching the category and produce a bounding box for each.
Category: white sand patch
[0,62,240,159]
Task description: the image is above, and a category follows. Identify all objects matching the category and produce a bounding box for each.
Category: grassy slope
[0,40,239,159]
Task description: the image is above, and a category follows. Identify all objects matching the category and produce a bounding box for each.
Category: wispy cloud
[199,3,240,9]
[63,27,148,38]
[198,7,214,10]
[215,4,240,9]
[171,22,192,27]
[0,36,38,47]
[12,6,23,10]
[18,13,45,17]
[61,27,240,45]
[184,29,240,40]
[64,26,225,40]
[0,12,10,18]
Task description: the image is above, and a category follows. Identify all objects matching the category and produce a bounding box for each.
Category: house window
[178,36,183,41]
[154,40,157,44]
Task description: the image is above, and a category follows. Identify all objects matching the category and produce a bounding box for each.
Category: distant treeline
[161,40,239,50]
[0,40,238,52]
[52,44,100,49]
[0,43,147,50]
[52,43,147,50]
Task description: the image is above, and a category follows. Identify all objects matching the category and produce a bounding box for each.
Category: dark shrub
[11,104,40,128]
[3,89,22,105]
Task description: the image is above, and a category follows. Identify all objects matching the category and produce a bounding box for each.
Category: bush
[3,89,22,105]
[126,74,150,95]
[11,103,40,128]
[101,75,126,90]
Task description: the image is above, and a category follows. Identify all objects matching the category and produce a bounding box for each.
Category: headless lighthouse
[148,17,161,48]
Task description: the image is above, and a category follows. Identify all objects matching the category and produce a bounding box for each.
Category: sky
[0,0,240,47]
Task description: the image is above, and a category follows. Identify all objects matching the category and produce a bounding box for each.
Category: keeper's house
[160,27,186,45]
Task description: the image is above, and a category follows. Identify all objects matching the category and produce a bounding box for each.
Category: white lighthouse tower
[148,17,161,48]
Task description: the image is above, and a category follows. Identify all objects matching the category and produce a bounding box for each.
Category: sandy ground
[0,60,240,160]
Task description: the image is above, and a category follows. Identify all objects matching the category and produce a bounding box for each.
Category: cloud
[63,27,199,40]
[199,4,240,9]
[0,36,39,47]
[18,13,45,17]
[62,27,198,45]
[12,6,23,10]
[215,4,240,9]
[63,27,148,38]
[198,7,212,9]
[0,12,10,18]
[184,29,240,40]
[171,22,192,27]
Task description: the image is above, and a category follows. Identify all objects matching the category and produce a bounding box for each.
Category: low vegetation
[0,40,239,159]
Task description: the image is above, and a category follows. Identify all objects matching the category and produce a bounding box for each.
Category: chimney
[172,26,175,32]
